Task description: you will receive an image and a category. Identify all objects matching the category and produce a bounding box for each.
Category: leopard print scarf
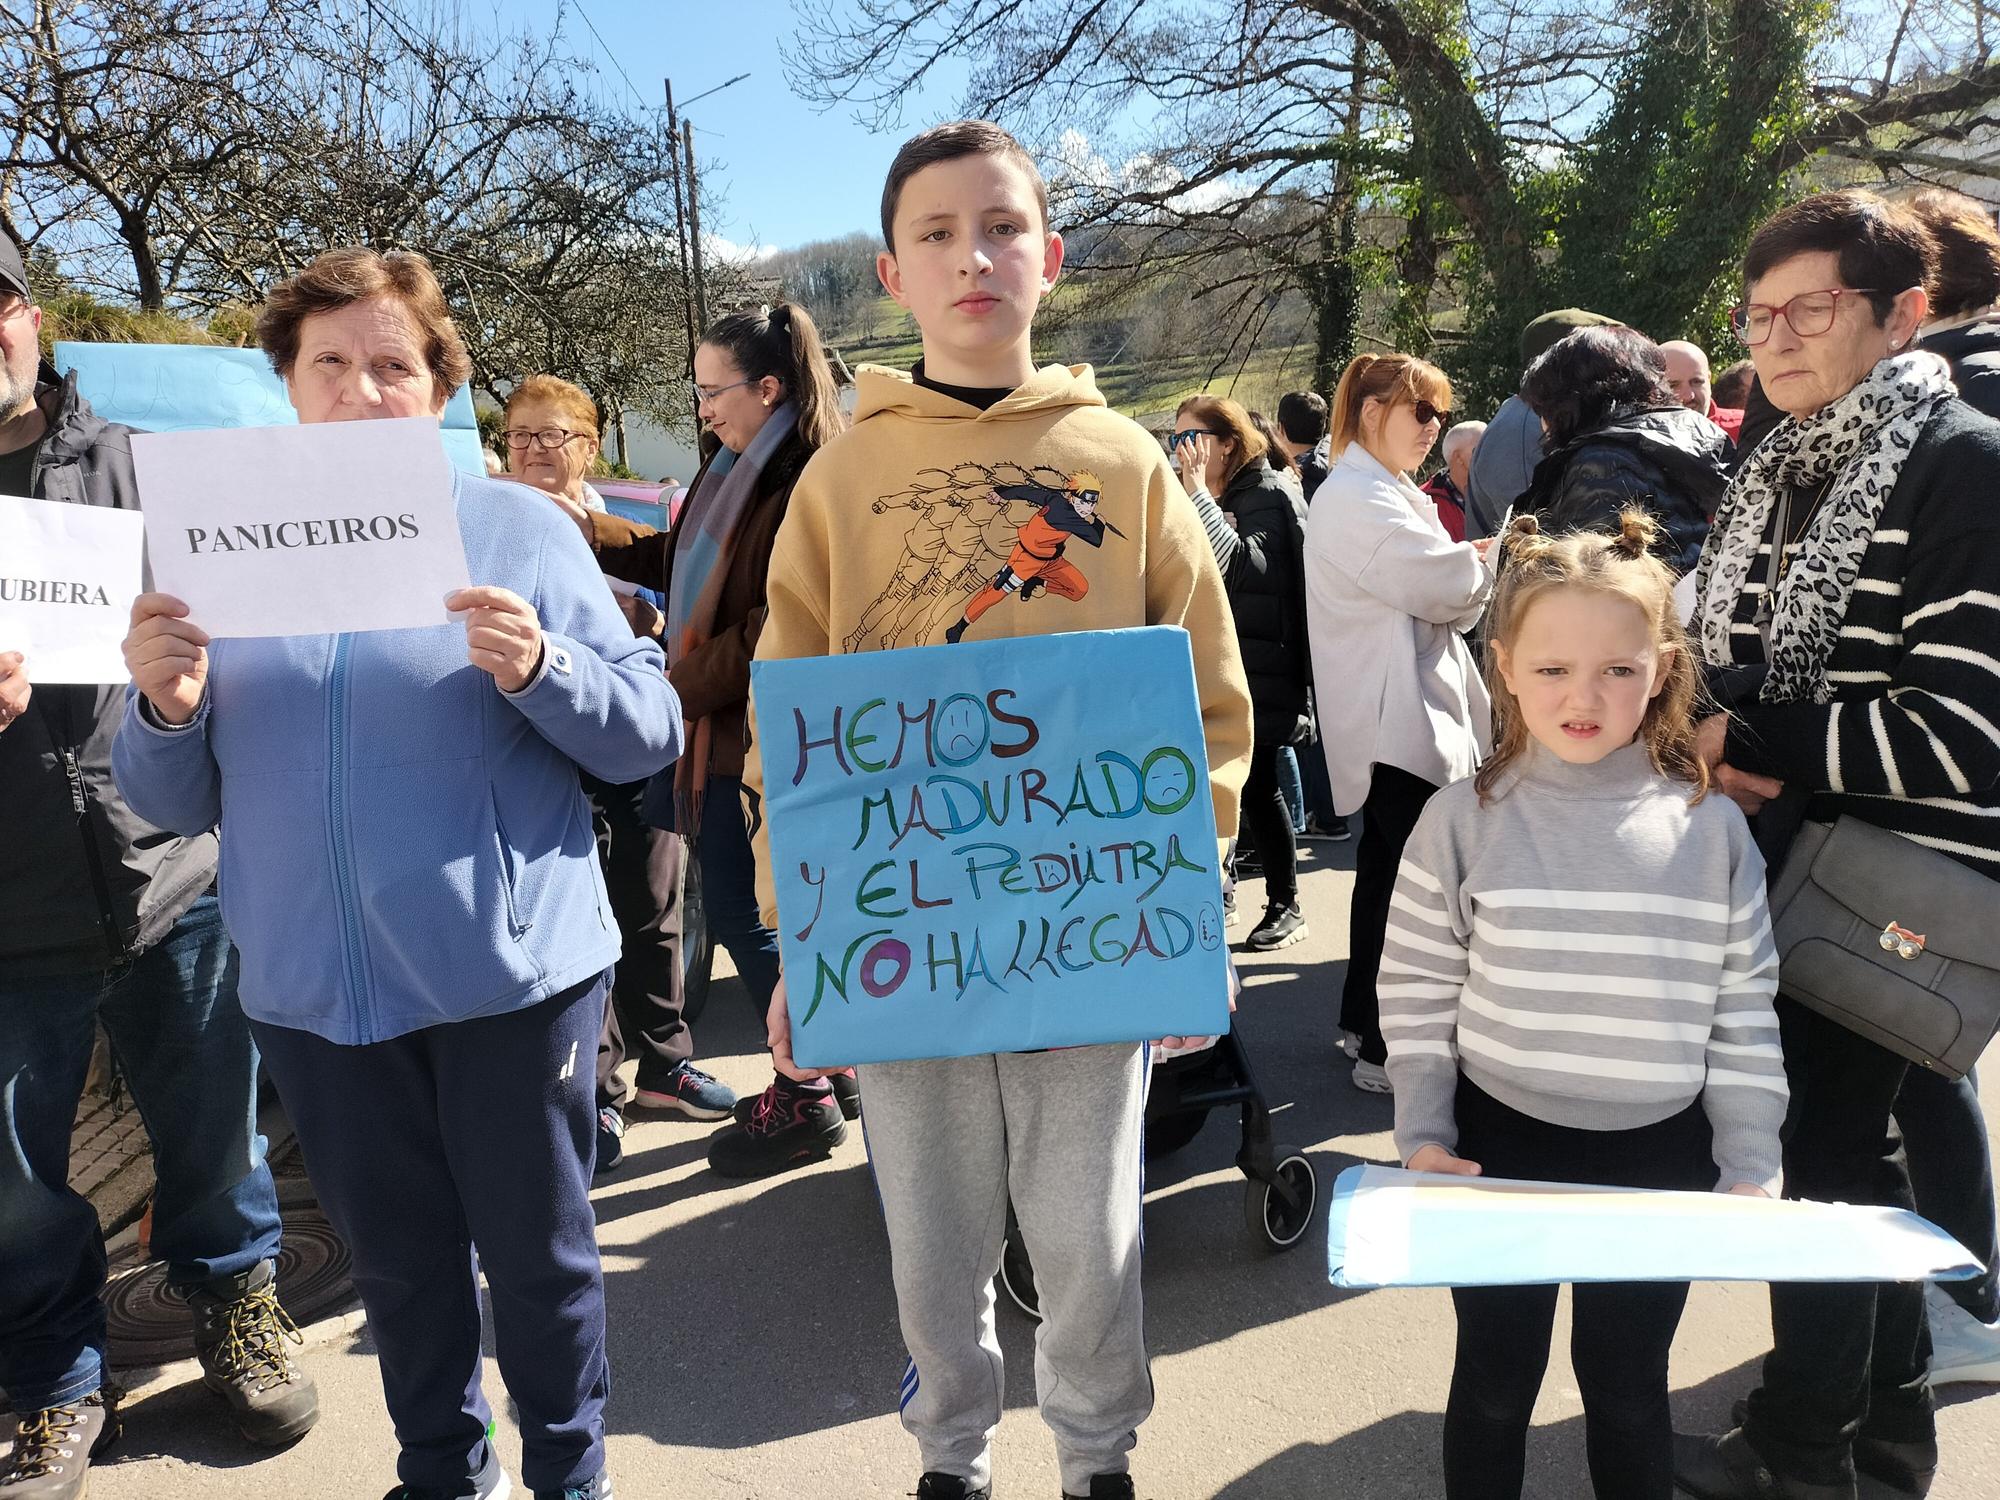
[1693,351,1955,703]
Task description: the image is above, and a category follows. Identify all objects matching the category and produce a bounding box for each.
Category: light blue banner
[55,342,486,474]
[1326,1165,1982,1288]
[752,626,1231,1066]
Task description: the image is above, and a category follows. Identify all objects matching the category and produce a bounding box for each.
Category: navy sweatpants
[253,974,610,1493]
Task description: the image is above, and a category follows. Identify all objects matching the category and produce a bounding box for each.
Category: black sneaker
[1672,1429,1856,1499]
[1064,1476,1136,1500]
[188,1261,320,1446]
[733,1067,859,1125]
[2,1389,120,1499]
[915,1475,990,1500]
[1246,902,1308,951]
[708,1075,847,1178]
[383,1437,510,1499]
[537,1470,614,1500]
[593,1105,625,1178]
[1304,814,1351,841]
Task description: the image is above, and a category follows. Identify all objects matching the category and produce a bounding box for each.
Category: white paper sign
[1327,1165,1983,1288]
[0,493,145,683]
[130,418,471,638]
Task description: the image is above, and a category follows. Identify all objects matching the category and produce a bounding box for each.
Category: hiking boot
[1672,1429,1856,1500]
[1246,902,1308,951]
[593,1105,625,1178]
[707,1074,847,1178]
[633,1061,737,1121]
[733,1067,859,1125]
[535,1471,612,1500]
[915,1475,990,1500]
[2,1389,120,1498]
[1064,1475,1135,1500]
[189,1260,319,1446]
[383,1437,511,1499]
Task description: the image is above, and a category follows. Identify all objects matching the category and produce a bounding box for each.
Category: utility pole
[662,77,698,396]
[684,121,708,332]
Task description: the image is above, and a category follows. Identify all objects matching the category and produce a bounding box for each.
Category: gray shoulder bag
[1758,492,2000,1078]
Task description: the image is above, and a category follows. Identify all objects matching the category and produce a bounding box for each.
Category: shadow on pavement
[1211,1356,1765,1499]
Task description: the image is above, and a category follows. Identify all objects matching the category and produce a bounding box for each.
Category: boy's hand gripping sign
[752,627,1232,1066]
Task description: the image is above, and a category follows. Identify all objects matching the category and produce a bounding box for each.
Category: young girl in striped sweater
[1381,512,1788,1500]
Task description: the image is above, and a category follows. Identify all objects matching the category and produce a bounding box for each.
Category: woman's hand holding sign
[446,586,544,693]
[124,593,210,726]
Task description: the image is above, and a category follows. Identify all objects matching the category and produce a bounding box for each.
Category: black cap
[0,237,28,300]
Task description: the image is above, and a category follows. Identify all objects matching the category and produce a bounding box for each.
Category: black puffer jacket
[2,364,218,974]
[1216,462,1311,744]
[1922,318,2000,421]
[1518,403,1729,574]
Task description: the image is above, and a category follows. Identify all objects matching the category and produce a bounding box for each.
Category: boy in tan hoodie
[740,120,1252,1500]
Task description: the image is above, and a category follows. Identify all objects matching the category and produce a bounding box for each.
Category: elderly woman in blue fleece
[112,247,678,1500]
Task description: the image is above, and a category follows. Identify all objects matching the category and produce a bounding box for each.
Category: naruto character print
[842,461,1126,652]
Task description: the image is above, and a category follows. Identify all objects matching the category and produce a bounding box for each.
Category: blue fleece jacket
[113,473,682,1045]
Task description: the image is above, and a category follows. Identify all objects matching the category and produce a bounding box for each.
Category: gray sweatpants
[858,1042,1153,1495]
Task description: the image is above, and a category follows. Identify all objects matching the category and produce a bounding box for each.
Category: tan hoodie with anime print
[745,361,1253,930]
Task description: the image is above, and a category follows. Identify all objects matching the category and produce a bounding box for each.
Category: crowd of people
[4,115,2000,1500]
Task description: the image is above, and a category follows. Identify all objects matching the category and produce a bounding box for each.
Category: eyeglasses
[1729,288,1877,346]
[1169,428,1224,449]
[1411,400,1450,428]
[502,428,586,451]
[691,377,757,404]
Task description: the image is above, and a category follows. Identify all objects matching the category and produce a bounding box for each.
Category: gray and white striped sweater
[1381,742,1788,1192]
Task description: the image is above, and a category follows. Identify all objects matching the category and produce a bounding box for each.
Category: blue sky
[493,0,968,253]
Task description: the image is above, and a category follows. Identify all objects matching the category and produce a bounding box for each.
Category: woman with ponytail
[1380,511,1784,1500]
[1303,351,1493,1092]
[582,302,857,1178]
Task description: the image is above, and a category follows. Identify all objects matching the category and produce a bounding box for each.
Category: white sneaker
[1351,1059,1392,1094]
[1337,1030,1361,1060]
[1926,1281,2000,1385]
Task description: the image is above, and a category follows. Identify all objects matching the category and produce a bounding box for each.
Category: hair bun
[770,303,793,330]
[1614,508,1658,558]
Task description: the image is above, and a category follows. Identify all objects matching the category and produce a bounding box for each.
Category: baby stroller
[997,1021,1319,1320]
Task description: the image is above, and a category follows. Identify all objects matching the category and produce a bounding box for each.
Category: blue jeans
[1276,746,1306,834]
[697,775,783,1014]
[0,893,281,1409]
[253,976,609,1493]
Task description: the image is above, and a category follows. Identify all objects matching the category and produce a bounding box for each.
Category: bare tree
[790,0,2000,403]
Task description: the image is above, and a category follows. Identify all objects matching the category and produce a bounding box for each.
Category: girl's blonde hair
[1475,510,1709,804]
[1327,351,1451,458]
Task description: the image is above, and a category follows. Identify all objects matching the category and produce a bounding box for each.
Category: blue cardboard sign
[752,626,1231,1065]
[55,342,487,474]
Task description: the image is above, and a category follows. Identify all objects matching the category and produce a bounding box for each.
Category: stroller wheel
[999,1229,1042,1321]
[1244,1150,1318,1250]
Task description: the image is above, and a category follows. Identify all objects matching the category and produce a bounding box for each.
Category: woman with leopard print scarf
[1676,193,2000,1500]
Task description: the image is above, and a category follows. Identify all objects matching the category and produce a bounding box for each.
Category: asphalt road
[87,836,2000,1498]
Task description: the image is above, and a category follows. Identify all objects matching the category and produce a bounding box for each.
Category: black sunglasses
[1170,427,1225,448]
[1411,400,1450,427]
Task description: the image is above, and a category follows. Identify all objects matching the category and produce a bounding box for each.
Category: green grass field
[830,295,1319,428]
